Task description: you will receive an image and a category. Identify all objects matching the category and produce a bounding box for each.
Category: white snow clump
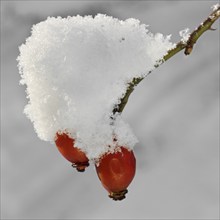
[179,28,190,43]
[17,14,174,160]
[211,3,219,11]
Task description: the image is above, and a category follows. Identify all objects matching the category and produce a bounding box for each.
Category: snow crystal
[179,28,190,43]
[17,14,174,160]
[211,3,220,11]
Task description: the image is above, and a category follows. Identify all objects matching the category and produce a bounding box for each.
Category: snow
[17,14,174,160]
[179,28,190,43]
[211,3,220,11]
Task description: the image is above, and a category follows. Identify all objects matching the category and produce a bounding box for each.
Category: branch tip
[113,5,220,115]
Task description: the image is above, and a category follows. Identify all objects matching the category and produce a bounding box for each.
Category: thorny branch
[112,5,220,115]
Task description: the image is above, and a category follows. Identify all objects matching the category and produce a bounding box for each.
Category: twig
[112,5,220,115]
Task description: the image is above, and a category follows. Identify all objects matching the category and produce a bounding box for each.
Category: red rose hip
[95,147,136,200]
[55,132,89,172]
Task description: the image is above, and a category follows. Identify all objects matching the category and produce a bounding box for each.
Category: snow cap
[18,14,174,160]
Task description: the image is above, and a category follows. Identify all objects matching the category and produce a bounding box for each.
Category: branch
[113,5,220,115]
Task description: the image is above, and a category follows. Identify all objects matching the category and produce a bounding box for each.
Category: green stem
[113,6,220,115]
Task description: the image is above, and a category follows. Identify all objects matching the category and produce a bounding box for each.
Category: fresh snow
[179,28,190,43]
[211,3,219,11]
[17,14,174,160]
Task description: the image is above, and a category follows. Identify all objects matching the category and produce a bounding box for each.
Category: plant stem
[113,6,220,115]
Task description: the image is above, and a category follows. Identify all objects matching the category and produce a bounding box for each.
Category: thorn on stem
[209,27,216,31]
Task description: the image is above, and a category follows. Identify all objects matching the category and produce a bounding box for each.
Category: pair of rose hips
[55,132,136,201]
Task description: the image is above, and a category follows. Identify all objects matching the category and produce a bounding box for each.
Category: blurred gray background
[1,1,219,219]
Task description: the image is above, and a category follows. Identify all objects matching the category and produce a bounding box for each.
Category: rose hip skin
[96,147,136,200]
[55,132,89,172]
